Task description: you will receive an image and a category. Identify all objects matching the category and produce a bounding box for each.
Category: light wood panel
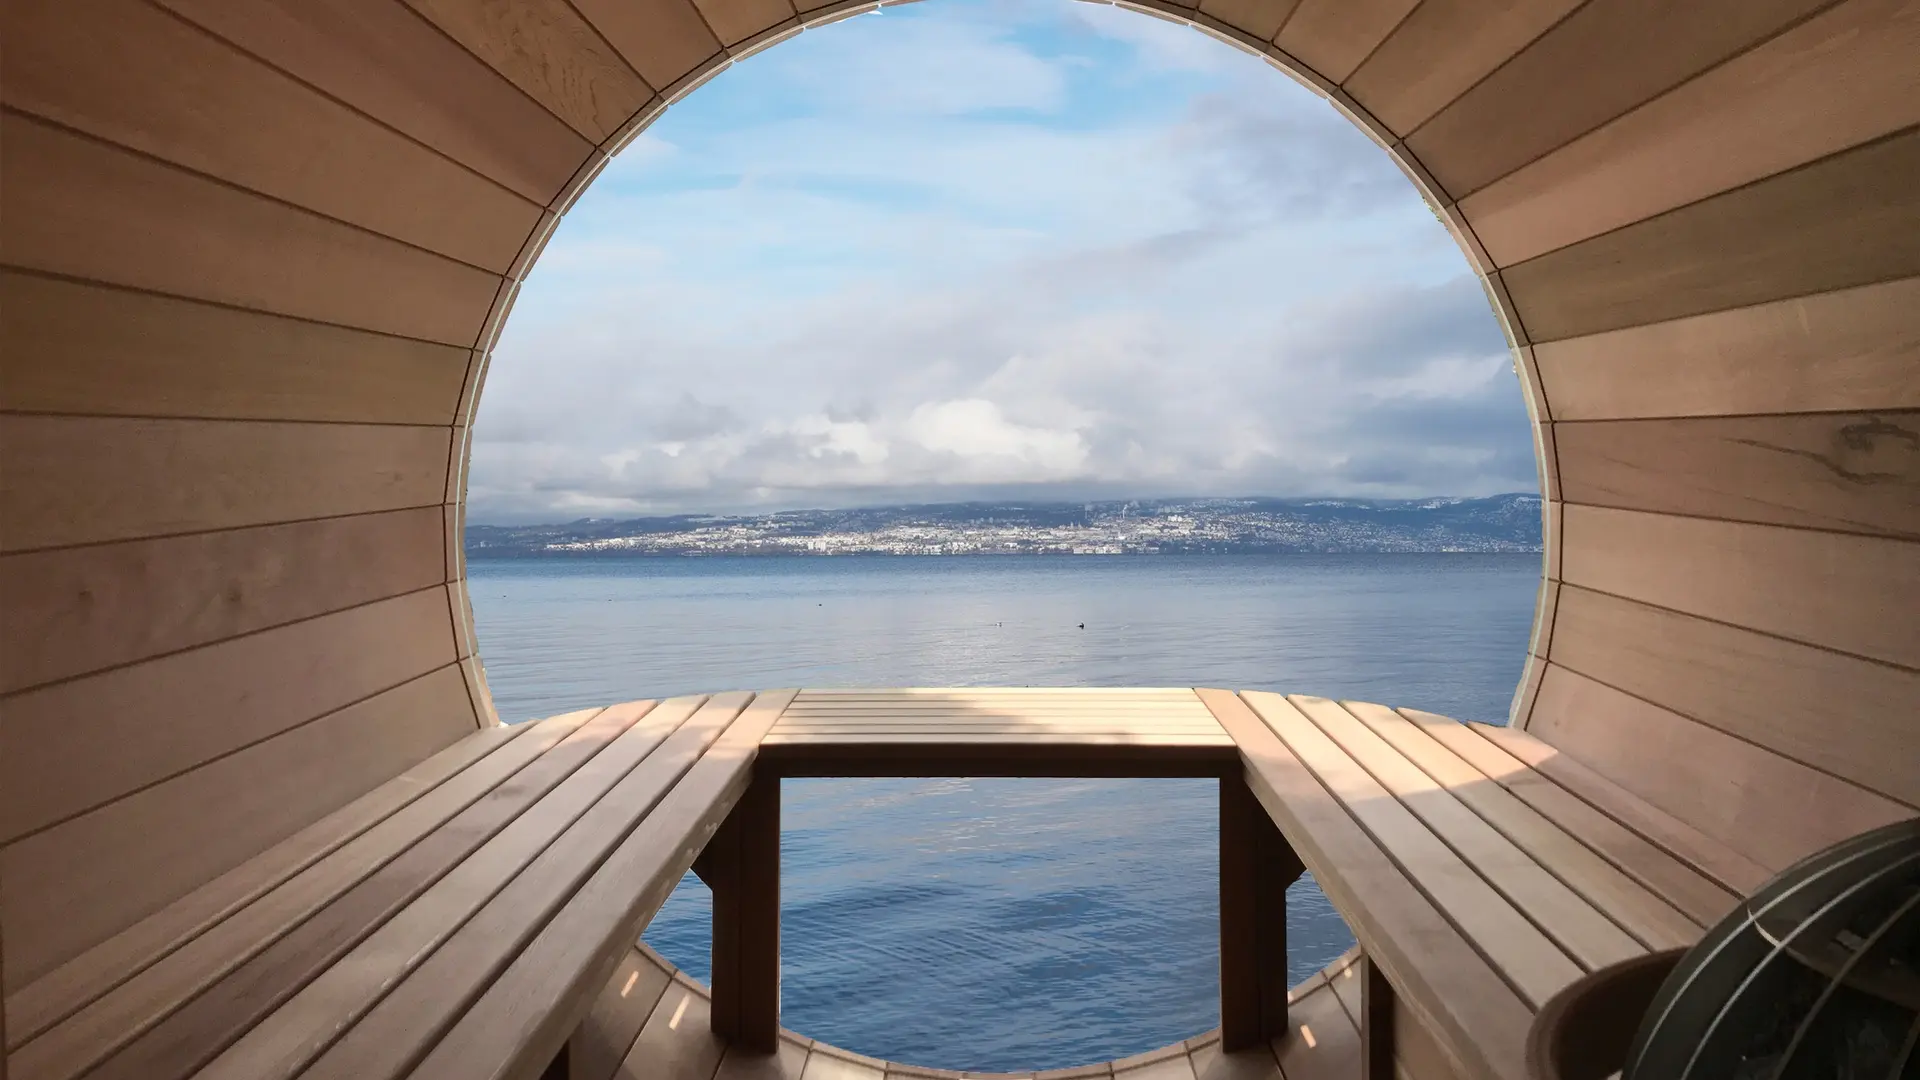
[1534,277,1920,421]
[0,586,458,845]
[1554,412,1920,539]
[0,272,470,424]
[1406,0,1836,198]
[1525,664,1913,871]
[0,507,445,694]
[1548,585,1920,808]
[0,664,473,992]
[1,0,544,274]
[0,416,450,553]
[1394,994,1464,1080]
[575,0,725,93]
[1462,0,1920,266]
[1502,128,1920,342]
[0,112,501,347]
[402,0,654,143]
[153,0,593,205]
[1343,0,1580,137]
[1195,0,1301,42]
[1558,504,1920,669]
[1275,0,1421,83]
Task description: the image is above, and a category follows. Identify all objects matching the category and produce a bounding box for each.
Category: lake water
[468,553,1539,1070]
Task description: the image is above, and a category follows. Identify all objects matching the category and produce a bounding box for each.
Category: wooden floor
[574,943,1366,1080]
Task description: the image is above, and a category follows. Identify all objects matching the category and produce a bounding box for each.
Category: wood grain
[7,709,599,1075]
[0,112,502,347]
[1270,956,1365,1080]
[1344,0,1581,137]
[0,416,449,553]
[1407,0,1836,198]
[0,664,472,997]
[620,978,726,1080]
[2,723,529,1046]
[1559,503,1920,668]
[1195,0,1302,42]
[153,0,594,205]
[1394,993,1465,1080]
[1400,710,1744,926]
[2,0,544,273]
[0,272,469,424]
[1533,277,1920,421]
[1548,584,1920,808]
[0,586,457,845]
[402,0,653,142]
[1275,0,1422,83]
[1462,0,1920,265]
[568,947,671,1080]
[574,0,724,93]
[1555,412,1920,539]
[1502,128,1920,342]
[1338,701,1699,951]
[1197,690,1532,1080]
[1526,664,1912,870]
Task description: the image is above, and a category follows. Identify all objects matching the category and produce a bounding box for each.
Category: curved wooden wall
[2,0,1916,1004]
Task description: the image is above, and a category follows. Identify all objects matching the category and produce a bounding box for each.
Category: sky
[467,0,1535,524]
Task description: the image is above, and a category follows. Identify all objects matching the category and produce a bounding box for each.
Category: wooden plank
[715,1032,812,1080]
[574,0,723,92]
[4,707,599,1071]
[1219,773,1300,1050]
[1115,1054,1197,1080]
[1196,690,1533,1080]
[1559,503,1920,668]
[1525,665,1913,871]
[761,732,1235,746]
[619,977,727,1080]
[1533,277,1920,421]
[1344,0,1581,136]
[2,722,526,1043]
[1406,0,1836,198]
[804,1048,887,1080]
[1,586,457,843]
[707,772,780,1051]
[0,666,474,1006]
[1361,957,1392,1080]
[0,506,443,695]
[1247,693,1584,1004]
[770,723,1227,733]
[793,688,1201,698]
[1461,719,1772,898]
[185,699,685,1080]
[1555,412,1920,539]
[0,113,501,348]
[154,0,592,205]
[2,0,543,273]
[402,0,653,143]
[1502,128,1920,342]
[1401,710,1743,924]
[1274,0,1421,83]
[1338,701,1699,951]
[1549,584,1920,808]
[568,947,672,1080]
[1271,973,1364,1080]
[310,692,794,1080]
[0,272,469,424]
[0,416,448,553]
[1393,993,1464,1080]
[1287,697,1642,972]
[1195,0,1301,42]
[1463,0,1920,266]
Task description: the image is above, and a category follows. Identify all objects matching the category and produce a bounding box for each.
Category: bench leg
[1361,955,1395,1080]
[1220,773,1304,1051]
[706,769,781,1052]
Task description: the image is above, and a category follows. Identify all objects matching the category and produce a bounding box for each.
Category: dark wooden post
[1361,954,1396,1080]
[1219,772,1304,1051]
[701,768,781,1051]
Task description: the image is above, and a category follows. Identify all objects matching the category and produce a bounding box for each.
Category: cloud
[467,0,1533,523]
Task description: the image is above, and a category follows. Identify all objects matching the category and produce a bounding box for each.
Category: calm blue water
[468,554,1538,1070]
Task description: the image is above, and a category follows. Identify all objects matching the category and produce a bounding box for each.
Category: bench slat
[570,945,674,1080]
[4,719,531,1047]
[1244,692,1583,1009]
[11,706,603,1080]
[1288,697,1645,971]
[80,703,661,1080]
[1196,689,1531,1080]
[193,697,698,1080]
[1271,965,1361,1080]
[322,690,796,1080]
[623,975,727,1080]
[1402,710,1743,927]
[1341,701,1700,952]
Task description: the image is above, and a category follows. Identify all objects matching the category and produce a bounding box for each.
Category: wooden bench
[1197,689,1767,1080]
[3,689,797,1080]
